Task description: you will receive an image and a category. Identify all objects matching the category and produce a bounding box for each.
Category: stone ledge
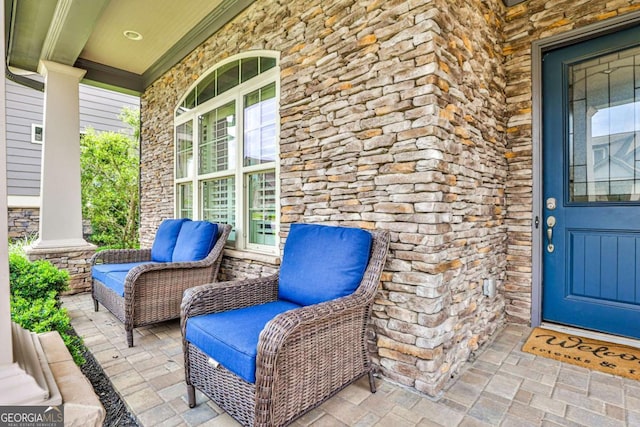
[38,332,105,427]
[224,248,281,265]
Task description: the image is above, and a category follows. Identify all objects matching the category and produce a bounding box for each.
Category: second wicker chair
[181,223,389,426]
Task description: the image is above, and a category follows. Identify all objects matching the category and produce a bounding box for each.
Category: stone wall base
[25,245,97,294]
[8,207,40,242]
[218,249,279,281]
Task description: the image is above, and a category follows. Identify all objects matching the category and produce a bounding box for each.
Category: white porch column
[32,60,89,249]
[0,4,12,367]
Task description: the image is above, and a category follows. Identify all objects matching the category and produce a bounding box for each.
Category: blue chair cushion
[92,262,150,297]
[151,219,189,262]
[278,224,372,306]
[185,300,301,384]
[172,221,218,262]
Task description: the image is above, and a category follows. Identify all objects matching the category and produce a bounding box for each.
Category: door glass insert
[569,45,640,202]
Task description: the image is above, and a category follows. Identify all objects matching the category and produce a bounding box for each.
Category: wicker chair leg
[187,385,196,408]
[368,370,377,393]
[93,299,99,312]
[126,329,134,347]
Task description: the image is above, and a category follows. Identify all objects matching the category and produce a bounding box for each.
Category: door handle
[546,216,556,253]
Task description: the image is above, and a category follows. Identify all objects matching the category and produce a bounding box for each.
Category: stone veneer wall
[218,253,279,282]
[141,0,508,395]
[8,207,40,241]
[25,246,96,294]
[502,0,640,323]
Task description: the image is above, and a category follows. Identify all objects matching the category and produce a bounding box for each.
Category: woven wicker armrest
[257,293,367,365]
[181,275,279,322]
[90,248,152,265]
[253,293,372,424]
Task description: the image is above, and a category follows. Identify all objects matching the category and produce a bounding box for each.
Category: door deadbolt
[546,197,557,210]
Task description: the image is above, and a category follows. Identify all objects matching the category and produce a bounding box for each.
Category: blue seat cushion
[185,300,301,384]
[278,224,372,306]
[172,221,218,262]
[92,262,150,297]
[151,218,190,262]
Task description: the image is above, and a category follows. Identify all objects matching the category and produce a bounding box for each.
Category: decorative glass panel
[241,57,259,83]
[202,177,236,241]
[199,102,236,174]
[569,47,640,202]
[260,57,276,73]
[196,71,217,106]
[247,171,276,246]
[176,122,193,179]
[177,183,193,219]
[177,57,276,116]
[244,83,277,166]
[217,61,240,96]
[178,91,196,115]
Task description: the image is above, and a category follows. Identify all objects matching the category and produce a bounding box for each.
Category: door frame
[531,11,640,328]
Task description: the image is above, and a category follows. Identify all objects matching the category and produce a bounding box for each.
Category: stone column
[26,60,95,293]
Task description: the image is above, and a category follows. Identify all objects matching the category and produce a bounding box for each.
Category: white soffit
[80,0,224,75]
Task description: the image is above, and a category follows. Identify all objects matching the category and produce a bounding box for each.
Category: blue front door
[542,26,640,339]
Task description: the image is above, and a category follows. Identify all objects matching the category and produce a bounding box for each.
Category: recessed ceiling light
[123,30,143,41]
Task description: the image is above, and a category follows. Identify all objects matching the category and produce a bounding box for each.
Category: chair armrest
[122,259,232,306]
[181,275,279,322]
[90,249,152,265]
[254,293,372,422]
[257,292,368,358]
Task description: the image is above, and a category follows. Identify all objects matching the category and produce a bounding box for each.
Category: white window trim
[174,51,281,255]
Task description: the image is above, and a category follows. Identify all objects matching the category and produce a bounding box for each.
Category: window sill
[223,248,281,265]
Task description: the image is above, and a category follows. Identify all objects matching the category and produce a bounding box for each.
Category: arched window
[174,52,279,253]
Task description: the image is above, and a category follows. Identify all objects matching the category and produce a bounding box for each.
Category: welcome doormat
[522,327,640,381]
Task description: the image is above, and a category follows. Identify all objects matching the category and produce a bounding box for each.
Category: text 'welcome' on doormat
[522,327,640,381]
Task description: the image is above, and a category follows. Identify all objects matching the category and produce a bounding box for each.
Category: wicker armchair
[92,221,231,347]
[181,224,389,427]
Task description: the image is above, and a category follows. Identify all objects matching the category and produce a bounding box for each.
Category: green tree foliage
[81,107,140,248]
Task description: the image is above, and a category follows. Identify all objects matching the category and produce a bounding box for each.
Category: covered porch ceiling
[4,0,526,95]
[4,0,255,94]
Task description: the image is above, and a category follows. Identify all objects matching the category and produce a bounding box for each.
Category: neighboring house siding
[6,79,42,197]
[79,84,139,133]
[5,78,139,240]
[5,78,140,198]
[141,0,508,396]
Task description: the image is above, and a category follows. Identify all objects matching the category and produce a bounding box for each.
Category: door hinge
[534,216,540,229]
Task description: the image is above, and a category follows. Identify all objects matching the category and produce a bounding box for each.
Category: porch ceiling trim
[73,58,143,95]
[40,0,110,67]
[5,0,255,95]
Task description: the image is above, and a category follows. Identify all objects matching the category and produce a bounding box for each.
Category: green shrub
[9,252,69,300]
[8,254,85,365]
[10,295,84,365]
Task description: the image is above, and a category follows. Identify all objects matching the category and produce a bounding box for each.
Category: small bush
[8,253,85,365]
[9,253,69,300]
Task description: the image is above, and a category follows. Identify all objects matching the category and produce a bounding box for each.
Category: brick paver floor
[62,293,640,426]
